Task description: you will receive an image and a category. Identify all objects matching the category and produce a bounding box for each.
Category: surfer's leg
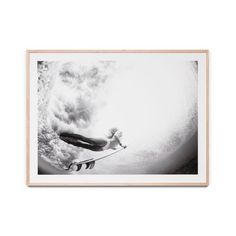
[76,143,104,151]
[60,133,94,143]
[59,136,76,144]
[60,132,79,139]
[72,141,103,151]
[60,136,103,151]
[60,133,107,147]
[86,137,107,147]
[75,135,107,146]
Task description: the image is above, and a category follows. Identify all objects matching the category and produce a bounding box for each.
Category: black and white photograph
[3,0,236,235]
[27,50,208,186]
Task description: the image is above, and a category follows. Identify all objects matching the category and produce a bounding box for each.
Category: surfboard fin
[85,161,96,169]
[76,164,82,171]
[89,161,95,169]
[85,162,90,169]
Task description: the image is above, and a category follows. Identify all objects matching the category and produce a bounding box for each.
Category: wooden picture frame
[26,50,209,186]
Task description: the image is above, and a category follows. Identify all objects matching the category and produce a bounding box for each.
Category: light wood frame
[26,50,209,187]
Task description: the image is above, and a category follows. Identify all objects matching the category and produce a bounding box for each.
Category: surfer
[59,128,127,151]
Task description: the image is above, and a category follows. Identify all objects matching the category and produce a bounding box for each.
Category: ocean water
[37,59,198,174]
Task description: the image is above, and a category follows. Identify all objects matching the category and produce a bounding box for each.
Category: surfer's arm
[114,135,127,149]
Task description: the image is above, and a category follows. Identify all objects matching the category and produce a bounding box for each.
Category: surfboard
[68,147,126,171]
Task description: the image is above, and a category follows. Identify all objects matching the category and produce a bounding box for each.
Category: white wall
[0,0,235,235]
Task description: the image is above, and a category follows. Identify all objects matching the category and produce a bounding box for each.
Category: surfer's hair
[106,127,118,138]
